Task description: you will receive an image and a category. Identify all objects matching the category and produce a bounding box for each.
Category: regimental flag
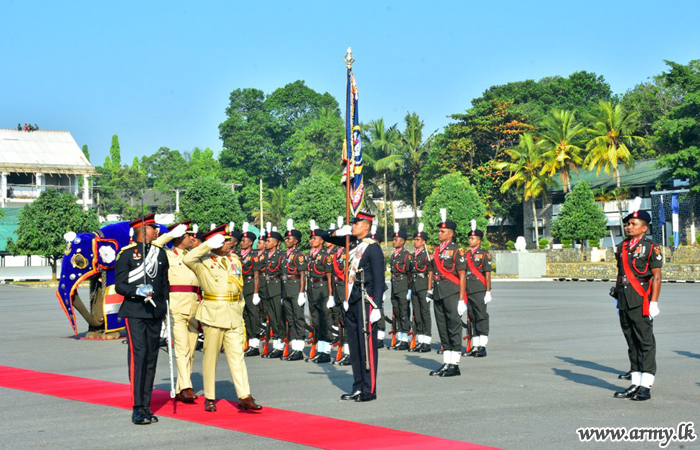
[342,67,364,216]
[658,197,666,227]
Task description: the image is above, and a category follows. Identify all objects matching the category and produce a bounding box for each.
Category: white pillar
[73,174,80,196]
[82,175,90,210]
[35,172,43,197]
[175,189,180,213]
[1,172,7,207]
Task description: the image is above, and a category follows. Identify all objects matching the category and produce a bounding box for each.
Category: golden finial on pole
[344,47,355,68]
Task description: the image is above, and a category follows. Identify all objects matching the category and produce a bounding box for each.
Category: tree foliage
[285,174,345,248]
[551,181,608,253]
[178,178,245,229]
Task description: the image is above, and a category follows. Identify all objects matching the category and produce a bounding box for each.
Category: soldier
[153,221,201,404]
[228,222,241,255]
[389,222,412,351]
[183,224,262,412]
[249,230,267,357]
[409,223,432,353]
[613,203,662,401]
[240,223,263,357]
[368,226,387,349]
[263,225,286,359]
[281,220,307,361]
[306,220,334,363]
[463,220,492,358]
[323,212,385,402]
[429,209,467,377]
[328,219,350,365]
[114,212,170,425]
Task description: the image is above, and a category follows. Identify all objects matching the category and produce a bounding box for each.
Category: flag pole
[343,47,354,304]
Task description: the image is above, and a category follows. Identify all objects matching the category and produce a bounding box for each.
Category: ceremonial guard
[323,212,385,402]
[240,223,263,357]
[463,220,492,358]
[389,222,412,350]
[429,209,467,377]
[328,219,351,365]
[262,224,286,358]
[153,221,201,404]
[613,199,662,401]
[409,223,432,353]
[249,230,267,357]
[281,220,307,361]
[228,223,241,254]
[115,212,170,425]
[368,225,387,348]
[183,224,262,412]
[306,220,334,363]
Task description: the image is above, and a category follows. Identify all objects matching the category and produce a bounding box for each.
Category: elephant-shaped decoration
[56,221,169,339]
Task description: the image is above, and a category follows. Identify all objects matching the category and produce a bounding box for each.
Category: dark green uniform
[307,247,333,344]
[466,246,492,338]
[389,248,412,334]
[264,248,286,341]
[282,248,307,341]
[431,241,467,352]
[410,247,432,338]
[241,248,263,339]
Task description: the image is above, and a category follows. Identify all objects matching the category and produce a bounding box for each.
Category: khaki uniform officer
[183,224,262,412]
[153,220,201,403]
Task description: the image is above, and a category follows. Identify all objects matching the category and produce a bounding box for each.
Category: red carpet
[0,365,499,450]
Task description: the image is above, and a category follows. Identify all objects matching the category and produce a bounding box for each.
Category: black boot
[429,363,448,376]
[395,341,409,351]
[475,347,487,357]
[439,364,461,377]
[419,343,431,353]
[143,406,158,423]
[617,371,632,380]
[286,350,304,361]
[244,347,260,357]
[613,385,640,398]
[132,407,151,425]
[630,386,651,401]
[314,352,331,364]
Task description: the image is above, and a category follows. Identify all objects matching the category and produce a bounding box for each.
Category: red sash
[466,249,487,287]
[332,249,345,280]
[621,241,652,316]
[432,247,460,285]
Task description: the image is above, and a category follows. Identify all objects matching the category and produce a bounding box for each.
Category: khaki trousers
[172,311,199,393]
[202,323,250,400]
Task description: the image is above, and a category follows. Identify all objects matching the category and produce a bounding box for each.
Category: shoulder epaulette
[362,238,375,245]
[151,242,162,249]
[117,243,137,259]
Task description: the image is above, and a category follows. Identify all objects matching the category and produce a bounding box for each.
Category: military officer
[153,220,201,404]
[306,220,334,363]
[613,204,662,401]
[368,226,387,348]
[328,222,351,365]
[248,231,268,357]
[429,209,467,377]
[463,220,492,358]
[262,225,286,358]
[281,220,307,361]
[389,223,412,350]
[323,212,385,402]
[409,223,432,353]
[183,224,262,412]
[115,212,170,425]
[240,223,263,357]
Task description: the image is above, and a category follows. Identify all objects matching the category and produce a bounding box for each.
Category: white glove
[327,295,335,309]
[426,290,433,303]
[252,293,261,306]
[457,300,467,316]
[206,234,225,249]
[369,308,381,323]
[407,290,412,300]
[171,224,188,238]
[297,292,306,306]
[335,225,352,237]
[484,291,492,304]
[343,301,349,311]
[649,301,660,318]
[136,284,154,298]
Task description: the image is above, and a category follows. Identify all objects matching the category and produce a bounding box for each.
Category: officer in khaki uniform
[183,224,262,412]
[153,220,201,403]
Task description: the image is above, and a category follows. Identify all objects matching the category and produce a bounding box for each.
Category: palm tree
[495,133,554,245]
[374,113,435,223]
[252,185,286,227]
[537,109,586,193]
[584,101,647,233]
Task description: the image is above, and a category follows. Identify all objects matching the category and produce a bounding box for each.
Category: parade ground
[1,281,698,450]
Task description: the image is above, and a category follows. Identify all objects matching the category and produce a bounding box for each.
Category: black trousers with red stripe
[345,298,379,395]
[125,317,161,408]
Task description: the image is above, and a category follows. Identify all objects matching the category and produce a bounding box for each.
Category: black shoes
[377,340,385,349]
[355,392,376,402]
[341,391,361,401]
[630,386,651,401]
[618,371,632,380]
[244,347,260,357]
[314,353,331,364]
[419,343,432,353]
[132,407,151,425]
[429,363,449,376]
[335,355,351,366]
[395,342,409,351]
[614,385,640,398]
[475,347,487,357]
[463,347,478,357]
[439,364,461,377]
[143,407,158,423]
[267,349,283,359]
[286,350,304,361]
[306,352,320,363]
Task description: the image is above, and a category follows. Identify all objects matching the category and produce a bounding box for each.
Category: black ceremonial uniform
[410,247,432,340]
[115,241,170,411]
[241,248,263,339]
[389,248,412,336]
[282,248,307,341]
[307,247,333,345]
[264,248,286,344]
[431,241,467,352]
[615,236,662,376]
[323,232,385,397]
[466,246,492,338]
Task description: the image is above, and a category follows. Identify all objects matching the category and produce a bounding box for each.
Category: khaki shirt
[184,242,244,329]
[154,232,200,316]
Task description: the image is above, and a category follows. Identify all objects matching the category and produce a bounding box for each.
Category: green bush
[481,239,491,251]
[696,233,700,245]
[506,240,515,250]
[538,238,549,249]
[561,238,573,249]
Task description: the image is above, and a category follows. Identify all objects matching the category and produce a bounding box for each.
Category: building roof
[549,159,669,193]
[0,129,96,175]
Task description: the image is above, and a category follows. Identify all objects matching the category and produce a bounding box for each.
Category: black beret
[623,210,652,224]
[392,230,408,240]
[285,229,302,240]
[437,220,457,231]
[468,229,484,238]
[413,231,428,240]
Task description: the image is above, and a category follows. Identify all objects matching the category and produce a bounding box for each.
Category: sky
[2,0,699,165]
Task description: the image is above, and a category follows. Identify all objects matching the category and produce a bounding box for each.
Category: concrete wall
[546,262,700,281]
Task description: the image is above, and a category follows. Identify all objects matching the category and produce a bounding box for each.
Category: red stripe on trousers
[369,306,375,394]
[125,318,136,407]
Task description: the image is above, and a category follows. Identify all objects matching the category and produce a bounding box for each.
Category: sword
[165,299,175,398]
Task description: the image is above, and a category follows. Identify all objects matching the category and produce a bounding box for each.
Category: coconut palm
[537,109,586,193]
[495,133,554,245]
[251,185,286,227]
